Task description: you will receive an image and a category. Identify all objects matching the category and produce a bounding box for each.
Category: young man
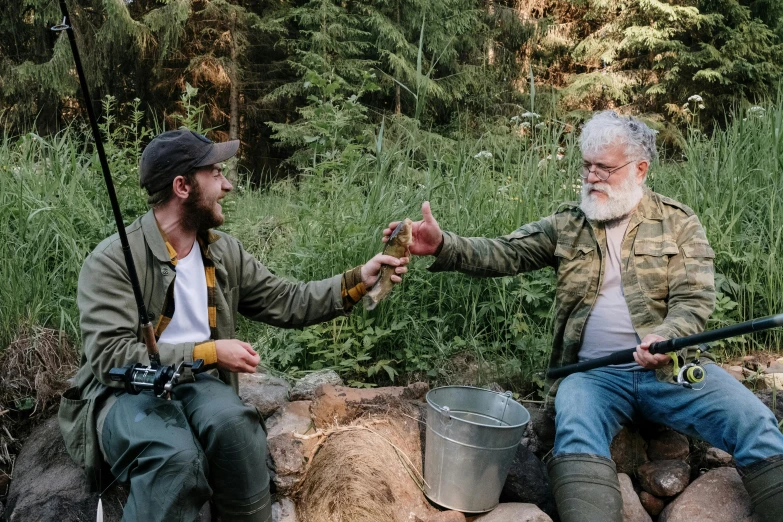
[59,129,408,522]
[384,111,783,522]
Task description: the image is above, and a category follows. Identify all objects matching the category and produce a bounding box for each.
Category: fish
[364,218,413,311]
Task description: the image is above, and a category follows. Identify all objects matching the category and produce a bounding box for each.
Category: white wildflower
[520,122,531,128]
[510,116,521,124]
[474,151,493,160]
[535,122,546,130]
[698,104,705,110]
[537,158,548,167]
[748,106,766,118]
[688,95,703,103]
[520,111,540,119]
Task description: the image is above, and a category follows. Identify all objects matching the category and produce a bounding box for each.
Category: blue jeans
[554,365,783,467]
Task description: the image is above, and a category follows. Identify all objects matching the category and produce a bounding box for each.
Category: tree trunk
[227,11,240,181]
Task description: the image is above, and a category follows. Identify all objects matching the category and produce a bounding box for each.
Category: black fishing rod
[52,1,204,395]
[547,313,783,380]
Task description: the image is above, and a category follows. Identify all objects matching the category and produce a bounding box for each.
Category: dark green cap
[139,129,239,194]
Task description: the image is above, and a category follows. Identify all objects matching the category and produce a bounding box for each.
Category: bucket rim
[425,385,530,430]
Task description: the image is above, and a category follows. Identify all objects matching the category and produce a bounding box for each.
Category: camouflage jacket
[429,187,716,391]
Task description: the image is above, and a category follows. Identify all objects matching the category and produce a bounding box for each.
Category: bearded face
[579,166,644,222]
[181,177,225,232]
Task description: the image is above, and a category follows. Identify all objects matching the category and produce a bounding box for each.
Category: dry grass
[295,403,437,522]
[0,324,78,467]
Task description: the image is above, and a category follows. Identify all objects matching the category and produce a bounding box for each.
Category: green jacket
[59,210,347,489]
[429,188,716,393]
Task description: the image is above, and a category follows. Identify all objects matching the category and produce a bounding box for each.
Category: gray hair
[579,111,657,162]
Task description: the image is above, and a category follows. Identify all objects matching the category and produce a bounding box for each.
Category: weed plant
[2,102,782,395]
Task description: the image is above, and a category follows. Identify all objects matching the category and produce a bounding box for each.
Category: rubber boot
[742,456,783,522]
[213,487,272,522]
[547,453,622,522]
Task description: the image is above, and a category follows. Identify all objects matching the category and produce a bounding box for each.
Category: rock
[704,447,734,468]
[290,370,343,401]
[527,407,556,458]
[401,381,429,401]
[272,497,297,522]
[471,502,553,522]
[309,384,407,428]
[647,430,689,461]
[239,372,291,418]
[743,355,762,372]
[618,473,652,522]
[426,510,467,522]
[657,467,752,522]
[265,401,319,494]
[721,364,745,382]
[610,426,649,475]
[754,390,783,421]
[0,472,10,495]
[762,373,783,390]
[4,417,127,522]
[762,362,783,374]
[499,443,556,519]
[638,460,690,497]
[639,491,665,517]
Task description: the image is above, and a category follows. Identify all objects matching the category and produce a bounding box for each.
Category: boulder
[239,372,291,418]
[290,370,343,401]
[647,430,689,461]
[618,473,652,522]
[265,401,318,494]
[638,491,665,517]
[637,460,690,497]
[610,426,649,475]
[755,390,783,420]
[470,503,552,522]
[499,443,557,519]
[526,406,556,458]
[4,417,127,522]
[309,384,407,428]
[703,447,733,468]
[657,467,752,522]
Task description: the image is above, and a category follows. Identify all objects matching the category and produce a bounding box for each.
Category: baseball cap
[139,129,239,194]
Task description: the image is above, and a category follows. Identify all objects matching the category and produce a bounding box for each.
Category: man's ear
[171,175,191,200]
[636,160,649,184]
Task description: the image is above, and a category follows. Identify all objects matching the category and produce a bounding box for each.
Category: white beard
[579,170,644,222]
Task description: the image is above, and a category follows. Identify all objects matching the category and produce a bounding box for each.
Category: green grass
[2,104,782,395]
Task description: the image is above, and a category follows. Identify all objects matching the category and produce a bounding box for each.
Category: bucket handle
[500,391,513,424]
[434,404,454,426]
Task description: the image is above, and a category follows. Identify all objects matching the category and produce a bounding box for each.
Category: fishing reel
[668,347,707,390]
[109,359,206,397]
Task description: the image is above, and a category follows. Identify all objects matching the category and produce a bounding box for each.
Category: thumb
[422,201,435,223]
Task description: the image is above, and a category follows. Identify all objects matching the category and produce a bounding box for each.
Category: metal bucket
[424,386,530,513]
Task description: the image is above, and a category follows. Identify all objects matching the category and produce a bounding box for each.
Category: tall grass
[2,103,782,393]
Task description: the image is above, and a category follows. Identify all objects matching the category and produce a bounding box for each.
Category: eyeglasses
[580,160,635,181]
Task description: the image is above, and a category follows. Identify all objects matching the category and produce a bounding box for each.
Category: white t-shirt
[157,240,211,344]
[579,216,641,369]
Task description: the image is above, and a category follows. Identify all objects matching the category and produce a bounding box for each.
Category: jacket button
[162,268,169,276]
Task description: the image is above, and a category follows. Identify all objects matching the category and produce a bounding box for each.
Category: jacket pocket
[58,386,91,468]
[554,243,594,296]
[681,241,716,290]
[634,239,678,299]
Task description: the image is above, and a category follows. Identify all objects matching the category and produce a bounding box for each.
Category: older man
[385,111,783,522]
[59,129,408,522]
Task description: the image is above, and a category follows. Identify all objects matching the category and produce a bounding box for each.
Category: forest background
[2,0,783,415]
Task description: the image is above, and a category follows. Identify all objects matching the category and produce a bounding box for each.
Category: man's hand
[634,334,671,370]
[215,339,260,373]
[383,201,443,256]
[360,254,409,288]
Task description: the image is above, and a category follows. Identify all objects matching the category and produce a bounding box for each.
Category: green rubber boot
[213,487,272,522]
[547,453,623,522]
[742,457,783,522]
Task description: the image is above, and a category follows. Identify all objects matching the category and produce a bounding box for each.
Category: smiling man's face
[182,163,233,232]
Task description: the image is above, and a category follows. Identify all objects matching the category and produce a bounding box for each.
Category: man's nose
[585,167,602,184]
[222,176,233,192]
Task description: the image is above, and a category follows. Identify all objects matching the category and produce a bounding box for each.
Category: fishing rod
[52,0,203,396]
[547,313,783,383]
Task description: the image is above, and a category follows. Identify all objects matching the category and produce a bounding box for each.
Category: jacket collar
[634,186,663,221]
[140,209,222,264]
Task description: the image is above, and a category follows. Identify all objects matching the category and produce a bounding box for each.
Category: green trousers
[101,374,271,522]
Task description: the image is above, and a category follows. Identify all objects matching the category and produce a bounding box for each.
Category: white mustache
[583,183,611,195]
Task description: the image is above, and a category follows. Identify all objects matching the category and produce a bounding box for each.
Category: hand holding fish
[360,253,409,288]
[382,201,443,256]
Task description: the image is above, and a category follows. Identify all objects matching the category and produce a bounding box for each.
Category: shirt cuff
[341,265,367,312]
[193,341,218,368]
